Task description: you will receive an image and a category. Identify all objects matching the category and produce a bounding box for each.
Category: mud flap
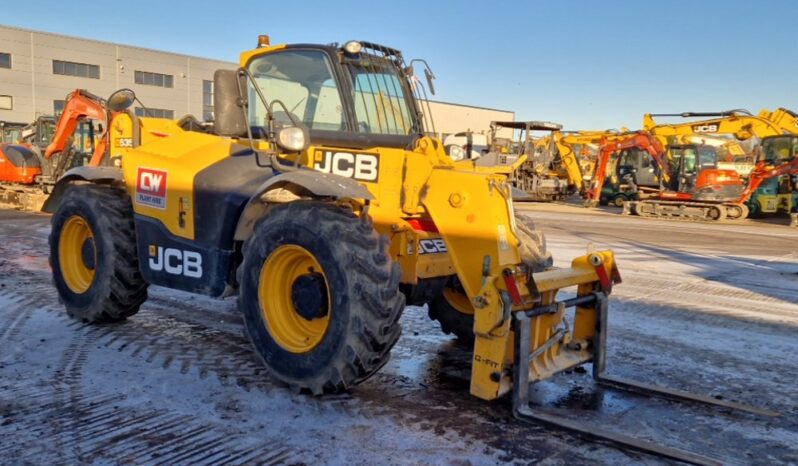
[511,292,777,466]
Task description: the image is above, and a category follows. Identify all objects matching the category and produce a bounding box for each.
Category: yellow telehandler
[44,37,773,465]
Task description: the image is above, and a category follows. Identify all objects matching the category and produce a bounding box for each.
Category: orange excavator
[585,132,666,207]
[589,132,749,221]
[0,89,114,209]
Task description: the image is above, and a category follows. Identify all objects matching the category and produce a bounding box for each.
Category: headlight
[344,41,362,54]
[447,144,465,161]
[276,127,309,153]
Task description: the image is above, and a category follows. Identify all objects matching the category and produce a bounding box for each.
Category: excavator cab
[0,122,25,143]
[617,147,659,188]
[762,135,798,164]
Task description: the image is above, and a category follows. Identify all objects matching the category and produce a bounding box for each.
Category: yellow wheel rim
[258,245,331,353]
[443,287,475,316]
[58,215,96,294]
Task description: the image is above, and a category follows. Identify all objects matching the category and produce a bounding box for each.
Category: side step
[511,292,778,466]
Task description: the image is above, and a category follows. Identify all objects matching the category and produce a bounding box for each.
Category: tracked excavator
[588,132,749,220]
[0,90,111,210]
[43,36,775,465]
[643,110,797,219]
[585,132,666,207]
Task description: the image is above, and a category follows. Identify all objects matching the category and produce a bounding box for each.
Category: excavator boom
[643,110,784,142]
[44,89,110,165]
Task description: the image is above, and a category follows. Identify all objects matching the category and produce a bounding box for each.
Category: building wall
[0,25,514,136]
[426,101,515,139]
[0,25,234,124]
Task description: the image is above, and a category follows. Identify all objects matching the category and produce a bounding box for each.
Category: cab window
[247,50,345,131]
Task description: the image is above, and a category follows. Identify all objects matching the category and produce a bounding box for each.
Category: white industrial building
[0,24,513,137]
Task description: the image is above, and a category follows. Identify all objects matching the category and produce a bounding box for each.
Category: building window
[135,70,174,88]
[202,79,214,121]
[0,53,10,69]
[53,60,100,79]
[0,95,12,110]
[54,100,65,116]
[135,107,174,119]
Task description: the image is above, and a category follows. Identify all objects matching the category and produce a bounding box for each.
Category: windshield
[1,127,22,143]
[246,49,417,136]
[248,50,345,131]
[671,146,716,174]
[762,137,796,163]
[347,56,415,135]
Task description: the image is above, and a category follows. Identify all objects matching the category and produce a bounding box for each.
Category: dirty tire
[238,202,405,394]
[428,212,552,345]
[514,212,553,271]
[427,282,475,346]
[49,184,148,323]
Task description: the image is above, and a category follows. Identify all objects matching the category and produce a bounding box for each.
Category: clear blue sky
[3,0,794,130]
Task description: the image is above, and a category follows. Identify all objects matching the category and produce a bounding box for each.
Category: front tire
[238,202,404,394]
[49,184,148,323]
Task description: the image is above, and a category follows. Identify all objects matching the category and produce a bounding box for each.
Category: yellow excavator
[42,36,774,464]
[533,129,630,196]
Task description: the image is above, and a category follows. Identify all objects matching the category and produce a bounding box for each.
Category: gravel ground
[0,205,796,465]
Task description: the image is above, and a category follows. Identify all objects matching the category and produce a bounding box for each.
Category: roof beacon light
[258,35,270,48]
[344,41,362,54]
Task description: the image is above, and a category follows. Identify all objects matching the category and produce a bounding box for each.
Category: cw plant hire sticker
[136,167,168,209]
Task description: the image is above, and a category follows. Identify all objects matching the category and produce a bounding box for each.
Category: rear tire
[428,212,551,345]
[49,184,148,323]
[238,202,404,394]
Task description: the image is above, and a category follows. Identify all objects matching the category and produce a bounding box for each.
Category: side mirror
[424,68,436,96]
[107,89,136,112]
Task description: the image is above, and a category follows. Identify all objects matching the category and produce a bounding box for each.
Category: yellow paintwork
[59,215,95,294]
[113,43,617,402]
[239,44,288,67]
[643,112,784,144]
[469,250,616,400]
[122,129,233,239]
[258,244,331,353]
[535,130,629,191]
[758,108,798,135]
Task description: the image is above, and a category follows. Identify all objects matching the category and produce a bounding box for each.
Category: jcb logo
[691,123,719,133]
[418,238,447,254]
[149,245,202,278]
[314,151,379,182]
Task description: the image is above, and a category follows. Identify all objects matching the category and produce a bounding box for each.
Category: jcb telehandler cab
[45,37,773,464]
